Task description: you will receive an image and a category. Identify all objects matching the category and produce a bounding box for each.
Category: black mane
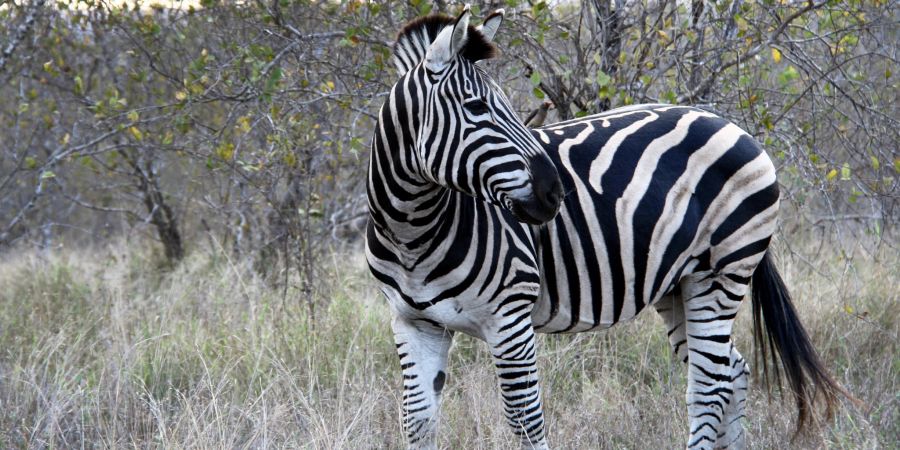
[393,13,497,75]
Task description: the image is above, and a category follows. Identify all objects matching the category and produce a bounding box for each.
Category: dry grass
[0,234,896,449]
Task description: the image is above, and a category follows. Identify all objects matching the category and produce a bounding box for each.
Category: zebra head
[392,6,564,225]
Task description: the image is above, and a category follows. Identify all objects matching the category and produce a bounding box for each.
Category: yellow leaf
[657,30,670,42]
[826,169,838,181]
[283,152,297,167]
[127,110,139,122]
[216,142,234,161]
[175,90,187,101]
[61,133,70,146]
[844,305,854,314]
[771,47,782,63]
[128,126,143,141]
[237,116,251,133]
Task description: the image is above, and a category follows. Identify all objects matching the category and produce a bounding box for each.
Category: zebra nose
[531,155,563,211]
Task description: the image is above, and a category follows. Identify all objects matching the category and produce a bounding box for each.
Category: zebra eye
[464,99,491,116]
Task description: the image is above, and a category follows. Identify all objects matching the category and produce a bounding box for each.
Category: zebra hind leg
[391,315,454,450]
[655,293,749,449]
[679,271,752,450]
[715,344,749,450]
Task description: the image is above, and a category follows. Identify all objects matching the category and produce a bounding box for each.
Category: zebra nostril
[548,179,563,205]
[530,155,562,206]
[538,177,563,210]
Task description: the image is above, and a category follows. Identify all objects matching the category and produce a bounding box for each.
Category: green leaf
[840,163,851,181]
[778,66,799,86]
[664,91,676,104]
[529,71,541,86]
[596,70,611,87]
[532,87,545,99]
[43,60,58,76]
[870,155,880,170]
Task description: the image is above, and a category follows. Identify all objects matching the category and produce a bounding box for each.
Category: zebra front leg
[654,293,688,363]
[680,272,749,450]
[392,315,454,450]
[486,319,549,450]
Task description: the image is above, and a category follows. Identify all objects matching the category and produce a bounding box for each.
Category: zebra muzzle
[509,156,563,225]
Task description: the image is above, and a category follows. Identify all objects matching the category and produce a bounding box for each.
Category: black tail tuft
[751,251,851,436]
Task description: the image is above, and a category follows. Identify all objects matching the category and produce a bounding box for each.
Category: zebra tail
[750,251,856,436]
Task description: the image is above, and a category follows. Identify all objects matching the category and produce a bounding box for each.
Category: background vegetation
[0,0,897,448]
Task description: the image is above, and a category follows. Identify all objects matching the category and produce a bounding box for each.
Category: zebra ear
[477,9,504,42]
[424,5,471,72]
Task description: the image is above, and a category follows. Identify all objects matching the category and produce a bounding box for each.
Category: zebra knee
[433,370,446,393]
[391,318,454,447]
[670,330,689,363]
[654,295,689,363]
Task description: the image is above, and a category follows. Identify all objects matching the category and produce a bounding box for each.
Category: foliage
[0,0,897,293]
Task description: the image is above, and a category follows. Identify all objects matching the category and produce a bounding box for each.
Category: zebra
[365,6,848,449]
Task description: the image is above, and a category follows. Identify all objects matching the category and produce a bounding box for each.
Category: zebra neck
[370,188,480,268]
[367,85,465,258]
[368,141,473,259]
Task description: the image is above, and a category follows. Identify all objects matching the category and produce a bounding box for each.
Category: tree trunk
[125,150,184,262]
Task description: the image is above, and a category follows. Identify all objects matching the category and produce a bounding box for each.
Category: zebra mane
[393,13,498,76]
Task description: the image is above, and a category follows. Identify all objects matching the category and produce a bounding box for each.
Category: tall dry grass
[0,234,896,449]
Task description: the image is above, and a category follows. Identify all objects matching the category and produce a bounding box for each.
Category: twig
[0,0,45,74]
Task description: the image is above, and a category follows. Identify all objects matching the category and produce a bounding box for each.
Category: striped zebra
[366,7,847,449]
